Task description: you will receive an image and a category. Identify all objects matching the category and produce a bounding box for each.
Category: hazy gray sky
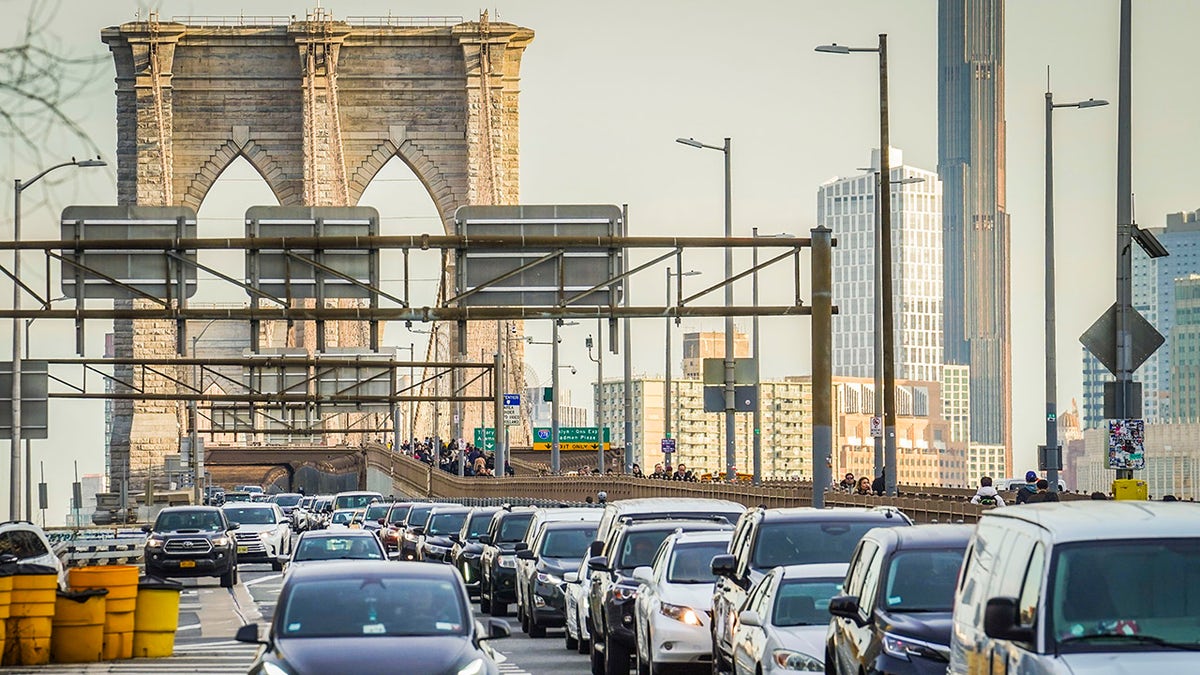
[3,1,1198,522]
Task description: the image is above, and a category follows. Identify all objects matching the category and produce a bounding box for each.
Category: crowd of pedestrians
[398,437,513,477]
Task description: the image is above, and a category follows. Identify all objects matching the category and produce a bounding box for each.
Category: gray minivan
[950,501,1200,674]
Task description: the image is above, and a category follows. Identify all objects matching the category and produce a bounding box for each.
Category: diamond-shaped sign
[1080,303,1164,376]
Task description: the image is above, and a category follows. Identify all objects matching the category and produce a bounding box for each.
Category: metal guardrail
[346,16,465,27]
[48,527,147,568]
[171,15,292,26]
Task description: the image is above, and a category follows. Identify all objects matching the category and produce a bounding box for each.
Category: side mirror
[710,554,737,579]
[478,534,492,545]
[631,566,654,585]
[738,609,762,628]
[587,556,609,572]
[449,533,461,543]
[235,623,266,645]
[227,523,240,531]
[828,595,869,627]
[514,542,528,551]
[377,518,385,525]
[564,572,579,584]
[411,527,424,536]
[516,549,536,560]
[484,618,510,640]
[140,524,152,533]
[984,597,1034,642]
[589,540,604,557]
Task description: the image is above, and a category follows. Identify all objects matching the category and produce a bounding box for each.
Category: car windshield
[331,510,357,525]
[540,526,598,559]
[751,521,904,568]
[616,529,675,569]
[498,514,534,543]
[223,507,277,526]
[155,510,224,532]
[294,536,383,562]
[298,497,315,508]
[281,576,466,637]
[427,512,468,536]
[334,494,380,511]
[407,506,435,528]
[772,577,845,627]
[883,549,964,612]
[465,512,494,539]
[666,541,729,583]
[364,504,391,520]
[387,505,412,525]
[1051,539,1200,651]
[274,495,302,507]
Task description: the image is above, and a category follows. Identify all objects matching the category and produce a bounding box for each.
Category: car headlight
[262,661,292,675]
[498,555,516,569]
[145,537,164,549]
[881,632,948,661]
[772,649,823,671]
[427,544,450,555]
[535,572,563,586]
[456,658,485,675]
[659,602,702,626]
[212,536,231,547]
[405,532,420,542]
[259,531,273,541]
[461,552,479,561]
[611,584,638,602]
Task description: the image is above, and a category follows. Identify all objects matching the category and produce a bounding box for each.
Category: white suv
[0,521,65,587]
[221,503,292,571]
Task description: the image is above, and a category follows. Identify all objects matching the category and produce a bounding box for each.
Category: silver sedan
[730,563,848,675]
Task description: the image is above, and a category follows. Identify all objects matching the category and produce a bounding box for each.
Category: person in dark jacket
[1015,470,1040,505]
[1024,479,1061,504]
[871,470,885,496]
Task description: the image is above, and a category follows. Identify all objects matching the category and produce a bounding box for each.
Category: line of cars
[460,497,1200,675]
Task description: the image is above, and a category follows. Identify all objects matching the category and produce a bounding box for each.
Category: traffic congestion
[109,490,1188,673]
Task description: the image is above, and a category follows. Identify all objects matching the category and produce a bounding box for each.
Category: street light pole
[675,136,734,481]
[587,327,604,473]
[1044,87,1108,493]
[752,230,762,485]
[816,35,896,494]
[10,157,105,519]
[665,267,700,472]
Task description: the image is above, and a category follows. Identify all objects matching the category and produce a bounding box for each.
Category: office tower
[817,148,944,382]
[1170,275,1200,422]
[938,0,1011,451]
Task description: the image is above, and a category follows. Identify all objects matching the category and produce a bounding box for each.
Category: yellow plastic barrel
[132,577,183,658]
[3,571,58,666]
[51,589,108,663]
[0,573,13,648]
[69,565,138,660]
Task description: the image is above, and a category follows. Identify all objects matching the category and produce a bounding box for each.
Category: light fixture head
[76,158,106,168]
[1077,98,1109,109]
[815,44,851,54]
[675,137,704,149]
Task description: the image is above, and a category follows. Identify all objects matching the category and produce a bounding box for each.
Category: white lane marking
[176,623,202,631]
[244,573,283,587]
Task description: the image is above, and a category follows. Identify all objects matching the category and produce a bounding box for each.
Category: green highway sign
[532,427,611,451]
[472,427,496,451]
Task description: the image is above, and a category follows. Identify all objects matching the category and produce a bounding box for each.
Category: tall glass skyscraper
[817,148,944,383]
[938,0,1011,454]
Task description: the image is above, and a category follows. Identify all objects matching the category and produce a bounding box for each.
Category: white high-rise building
[818,148,944,382]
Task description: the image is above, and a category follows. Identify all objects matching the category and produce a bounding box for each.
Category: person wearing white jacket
[969,476,1006,507]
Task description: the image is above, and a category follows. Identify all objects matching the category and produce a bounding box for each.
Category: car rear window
[334,494,382,510]
[224,507,278,525]
[752,520,905,568]
[540,526,598,559]
[0,530,49,559]
[498,513,534,543]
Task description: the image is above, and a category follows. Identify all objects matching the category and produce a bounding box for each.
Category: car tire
[823,647,836,675]
[636,641,650,675]
[566,626,579,651]
[492,599,508,617]
[605,635,630,675]
[219,566,236,588]
[271,559,283,572]
[479,584,493,614]
[590,630,605,675]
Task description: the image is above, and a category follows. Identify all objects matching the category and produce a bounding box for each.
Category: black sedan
[419,507,471,562]
[236,560,510,675]
[452,507,501,597]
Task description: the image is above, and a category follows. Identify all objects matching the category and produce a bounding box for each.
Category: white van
[950,501,1200,674]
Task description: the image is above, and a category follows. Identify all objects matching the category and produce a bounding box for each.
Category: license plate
[237,546,248,554]
[179,560,196,568]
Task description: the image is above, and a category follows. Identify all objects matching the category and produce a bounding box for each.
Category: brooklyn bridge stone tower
[100,10,533,484]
